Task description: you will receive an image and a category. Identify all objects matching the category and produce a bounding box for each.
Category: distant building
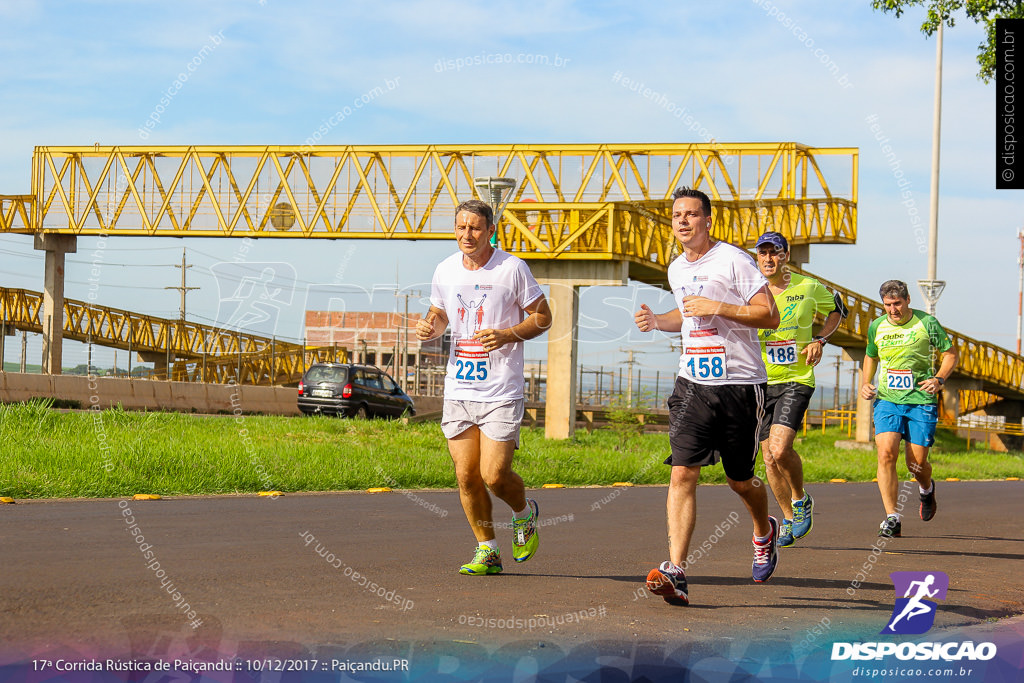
[304,310,448,372]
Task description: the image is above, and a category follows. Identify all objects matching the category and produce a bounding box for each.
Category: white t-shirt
[668,241,768,385]
[430,249,543,401]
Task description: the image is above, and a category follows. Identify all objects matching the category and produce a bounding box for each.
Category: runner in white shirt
[415,199,552,576]
[634,187,781,606]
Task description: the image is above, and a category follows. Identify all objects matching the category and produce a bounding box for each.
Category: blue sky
[0,1,1016,386]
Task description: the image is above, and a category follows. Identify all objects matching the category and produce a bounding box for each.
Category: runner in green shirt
[756,232,847,547]
[859,280,958,538]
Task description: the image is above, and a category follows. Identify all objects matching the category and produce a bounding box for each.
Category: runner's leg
[762,425,801,519]
[448,427,494,542]
[905,442,933,490]
[729,475,771,538]
[667,465,700,568]
[876,431,904,515]
[479,432,527,513]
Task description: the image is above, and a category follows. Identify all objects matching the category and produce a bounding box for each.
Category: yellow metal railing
[805,408,856,437]
[949,417,1024,450]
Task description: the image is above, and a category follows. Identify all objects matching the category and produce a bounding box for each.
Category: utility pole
[850,361,858,410]
[165,248,199,379]
[833,356,842,410]
[166,248,200,323]
[395,288,423,390]
[619,348,641,407]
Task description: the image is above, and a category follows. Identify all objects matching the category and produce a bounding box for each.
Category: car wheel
[353,405,370,420]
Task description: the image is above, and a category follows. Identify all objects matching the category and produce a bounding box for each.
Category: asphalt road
[1,481,1022,681]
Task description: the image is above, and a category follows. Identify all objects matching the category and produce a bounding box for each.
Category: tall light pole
[1018,228,1024,354]
[919,19,946,315]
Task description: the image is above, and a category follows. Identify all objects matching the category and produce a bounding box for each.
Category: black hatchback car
[297,363,415,418]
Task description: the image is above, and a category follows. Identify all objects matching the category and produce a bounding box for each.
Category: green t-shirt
[759,273,839,387]
[866,309,953,405]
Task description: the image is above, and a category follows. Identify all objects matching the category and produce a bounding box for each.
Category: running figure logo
[210,262,297,337]
[456,293,487,336]
[881,571,949,635]
[682,284,706,327]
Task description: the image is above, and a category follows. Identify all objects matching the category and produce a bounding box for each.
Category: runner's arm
[802,309,844,365]
[680,285,779,329]
[919,345,959,394]
[818,309,844,340]
[860,355,878,400]
[635,304,682,333]
[474,295,552,352]
[415,306,449,341]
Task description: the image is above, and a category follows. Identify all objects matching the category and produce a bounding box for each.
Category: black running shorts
[664,375,765,482]
[757,381,816,442]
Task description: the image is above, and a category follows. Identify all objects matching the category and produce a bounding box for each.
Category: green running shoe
[512,498,539,563]
[459,545,502,575]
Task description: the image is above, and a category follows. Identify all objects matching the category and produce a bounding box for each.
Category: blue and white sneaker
[792,492,814,539]
[646,561,689,606]
[752,516,780,583]
[778,519,795,548]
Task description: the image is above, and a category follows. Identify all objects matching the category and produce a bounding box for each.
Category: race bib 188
[766,339,797,365]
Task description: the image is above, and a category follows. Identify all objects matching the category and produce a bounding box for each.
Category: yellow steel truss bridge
[0,286,344,385]
[1,143,856,286]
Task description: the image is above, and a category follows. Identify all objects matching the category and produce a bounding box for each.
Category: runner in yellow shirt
[756,232,847,547]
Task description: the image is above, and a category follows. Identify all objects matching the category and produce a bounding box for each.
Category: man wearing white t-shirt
[415,199,552,576]
[634,187,781,605]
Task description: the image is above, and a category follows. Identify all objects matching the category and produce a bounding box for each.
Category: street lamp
[474,177,517,247]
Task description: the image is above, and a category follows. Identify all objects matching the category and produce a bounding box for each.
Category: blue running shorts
[872,399,939,447]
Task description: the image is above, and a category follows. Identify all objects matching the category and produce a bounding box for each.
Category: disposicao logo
[831,570,997,662]
[882,570,948,635]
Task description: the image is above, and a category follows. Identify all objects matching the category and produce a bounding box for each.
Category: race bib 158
[684,346,727,380]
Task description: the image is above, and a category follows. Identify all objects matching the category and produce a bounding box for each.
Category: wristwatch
[812,336,828,346]
[933,376,945,385]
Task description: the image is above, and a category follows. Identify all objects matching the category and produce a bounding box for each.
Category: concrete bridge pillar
[138,352,168,380]
[0,323,13,369]
[34,234,77,375]
[940,377,981,424]
[529,260,628,439]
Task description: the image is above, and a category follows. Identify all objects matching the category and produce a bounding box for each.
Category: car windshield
[306,366,348,384]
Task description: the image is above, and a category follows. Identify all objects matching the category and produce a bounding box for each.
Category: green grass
[1,400,1022,499]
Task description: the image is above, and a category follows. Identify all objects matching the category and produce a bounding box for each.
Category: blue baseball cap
[755,231,789,252]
